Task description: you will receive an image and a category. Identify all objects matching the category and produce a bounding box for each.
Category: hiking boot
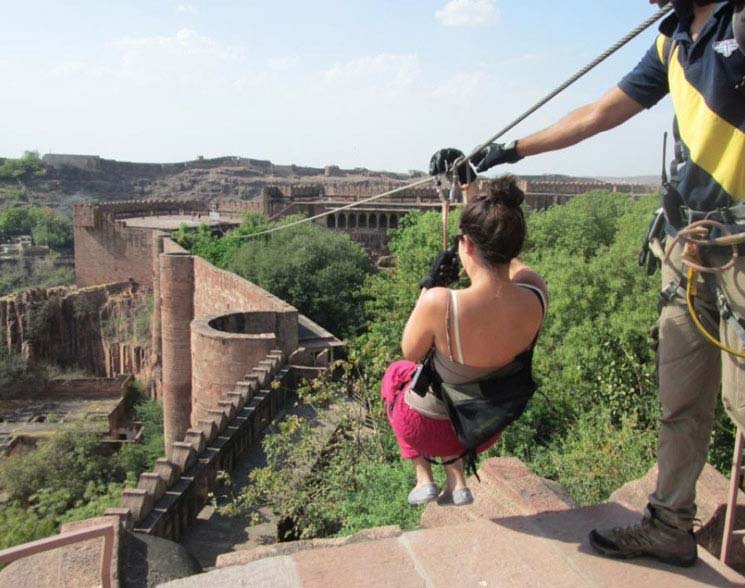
[589,507,697,567]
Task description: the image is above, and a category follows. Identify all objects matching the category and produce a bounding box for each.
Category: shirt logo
[714,39,740,58]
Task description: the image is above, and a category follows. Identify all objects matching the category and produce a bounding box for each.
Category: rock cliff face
[0,282,153,384]
[27,154,419,213]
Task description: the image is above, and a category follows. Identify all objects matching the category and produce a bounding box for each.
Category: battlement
[119,349,290,539]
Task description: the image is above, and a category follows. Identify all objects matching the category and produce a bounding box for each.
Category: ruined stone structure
[0,375,139,456]
[0,282,151,380]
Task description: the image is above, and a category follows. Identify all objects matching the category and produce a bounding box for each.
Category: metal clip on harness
[664,220,745,359]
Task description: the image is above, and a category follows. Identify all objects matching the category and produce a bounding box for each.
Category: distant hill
[0,152,661,217]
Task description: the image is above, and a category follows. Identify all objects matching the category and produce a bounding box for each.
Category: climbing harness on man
[637,2,745,360]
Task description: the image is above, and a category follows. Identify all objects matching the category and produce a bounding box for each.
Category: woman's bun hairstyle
[459,175,526,266]
[484,175,525,208]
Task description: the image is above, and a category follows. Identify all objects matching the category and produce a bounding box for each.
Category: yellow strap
[686,268,745,359]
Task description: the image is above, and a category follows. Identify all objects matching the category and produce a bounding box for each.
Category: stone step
[420,457,577,529]
[158,503,745,588]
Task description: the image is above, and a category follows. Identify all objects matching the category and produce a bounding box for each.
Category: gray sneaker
[407,483,438,506]
[589,507,697,567]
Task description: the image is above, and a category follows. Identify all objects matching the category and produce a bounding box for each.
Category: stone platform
[160,503,744,588]
[159,458,745,588]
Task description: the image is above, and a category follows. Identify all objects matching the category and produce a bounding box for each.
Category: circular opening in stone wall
[208,312,276,335]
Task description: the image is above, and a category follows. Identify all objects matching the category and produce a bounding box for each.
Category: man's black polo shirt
[619,2,745,211]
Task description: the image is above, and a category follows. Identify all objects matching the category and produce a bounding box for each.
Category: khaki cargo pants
[650,242,745,530]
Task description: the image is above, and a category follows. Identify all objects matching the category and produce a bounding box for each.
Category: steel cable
[230,5,673,241]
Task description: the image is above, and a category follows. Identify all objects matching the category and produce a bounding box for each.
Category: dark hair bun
[459,174,526,266]
[486,175,524,208]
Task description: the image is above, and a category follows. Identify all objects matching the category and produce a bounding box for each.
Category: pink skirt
[381,360,500,460]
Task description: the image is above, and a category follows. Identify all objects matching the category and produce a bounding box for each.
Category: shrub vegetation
[0,384,163,549]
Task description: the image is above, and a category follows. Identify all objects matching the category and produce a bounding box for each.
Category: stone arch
[389,215,398,229]
[327,215,336,229]
[349,215,357,229]
[379,214,388,229]
[339,214,347,229]
[359,213,367,228]
[369,214,377,229]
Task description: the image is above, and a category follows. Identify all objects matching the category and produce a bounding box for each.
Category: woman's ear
[461,234,476,256]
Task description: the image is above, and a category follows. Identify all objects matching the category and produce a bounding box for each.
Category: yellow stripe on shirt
[668,47,745,201]
[655,34,667,65]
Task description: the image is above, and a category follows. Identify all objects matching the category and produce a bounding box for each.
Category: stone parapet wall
[74,212,156,288]
[190,314,277,424]
[74,200,251,290]
[192,256,298,356]
[120,350,289,541]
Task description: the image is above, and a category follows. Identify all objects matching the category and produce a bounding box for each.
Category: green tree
[0,151,45,182]
[221,217,373,338]
[174,212,272,268]
[30,208,73,252]
[0,206,72,252]
[0,207,38,238]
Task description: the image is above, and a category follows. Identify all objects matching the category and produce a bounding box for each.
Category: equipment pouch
[639,207,667,275]
[410,350,436,397]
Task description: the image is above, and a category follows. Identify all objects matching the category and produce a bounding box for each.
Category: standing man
[432,0,744,567]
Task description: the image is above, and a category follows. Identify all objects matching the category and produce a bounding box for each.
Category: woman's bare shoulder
[419,286,451,312]
[509,262,548,307]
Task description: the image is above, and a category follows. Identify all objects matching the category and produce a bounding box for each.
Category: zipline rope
[230,5,673,241]
[464,4,673,161]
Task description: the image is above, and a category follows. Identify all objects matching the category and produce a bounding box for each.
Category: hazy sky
[1,1,677,177]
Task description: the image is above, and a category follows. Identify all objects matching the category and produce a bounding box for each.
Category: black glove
[420,246,460,289]
[429,148,476,184]
[470,141,523,173]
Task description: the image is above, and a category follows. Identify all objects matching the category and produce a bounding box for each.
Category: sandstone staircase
[157,458,745,588]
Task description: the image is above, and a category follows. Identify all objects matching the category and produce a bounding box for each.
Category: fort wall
[192,257,298,356]
[190,314,276,424]
[74,208,158,288]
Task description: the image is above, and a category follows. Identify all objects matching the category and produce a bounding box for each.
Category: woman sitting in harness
[382,173,547,507]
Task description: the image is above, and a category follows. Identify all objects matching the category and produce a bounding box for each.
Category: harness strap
[445,294,454,363]
[716,287,745,346]
[681,203,745,225]
[451,290,465,364]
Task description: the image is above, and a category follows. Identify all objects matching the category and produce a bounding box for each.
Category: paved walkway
[164,456,745,588]
[161,501,745,588]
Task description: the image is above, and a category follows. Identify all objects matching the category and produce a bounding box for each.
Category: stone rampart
[74,200,234,289]
[192,256,298,356]
[190,313,276,424]
[120,350,290,541]
[42,153,104,172]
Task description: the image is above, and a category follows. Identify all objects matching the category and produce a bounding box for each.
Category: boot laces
[610,518,657,549]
